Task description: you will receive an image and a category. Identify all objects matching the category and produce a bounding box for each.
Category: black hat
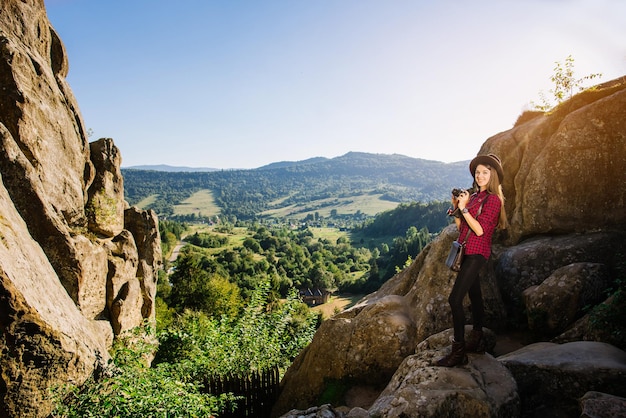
[469,153,504,181]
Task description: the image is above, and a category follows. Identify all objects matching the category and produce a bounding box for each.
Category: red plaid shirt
[457,190,501,259]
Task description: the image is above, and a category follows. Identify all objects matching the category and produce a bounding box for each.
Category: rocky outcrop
[280,340,626,418]
[485,77,626,244]
[88,138,126,238]
[523,262,609,335]
[499,342,626,417]
[0,181,110,418]
[368,330,520,418]
[495,231,624,328]
[273,76,626,417]
[124,206,162,323]
[0,1,161,417]
[276,295,418,412]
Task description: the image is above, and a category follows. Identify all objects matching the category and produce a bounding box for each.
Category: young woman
[437,154,507,367]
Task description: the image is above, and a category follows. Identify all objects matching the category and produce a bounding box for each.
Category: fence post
[205,366,280,418]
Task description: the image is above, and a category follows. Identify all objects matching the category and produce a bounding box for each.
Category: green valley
[123,152,470,223]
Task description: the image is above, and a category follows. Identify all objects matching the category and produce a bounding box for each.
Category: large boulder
[553,292,625,348]
[103,230,142,335]
[277,328,519,418]
[274,295,417,413]
[523,262,609,335]
[124,206,162,322]
[494,232,626,327]
[0,1,162,416]
[480,77,626,244]
[87,138,126,237]
[498,342,626,417]
[368,329,520,418]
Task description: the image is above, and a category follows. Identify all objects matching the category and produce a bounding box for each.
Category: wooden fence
[205,366,280,418]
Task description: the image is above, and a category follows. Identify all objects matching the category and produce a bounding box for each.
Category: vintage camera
[448,187,474,217]
[451,188,473,197]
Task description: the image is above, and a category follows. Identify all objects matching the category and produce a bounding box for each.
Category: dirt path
[168,241,186,263]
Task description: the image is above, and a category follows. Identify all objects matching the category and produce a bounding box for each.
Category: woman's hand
[456,190,469,209]
[451,194,459,208]
[457,190,484,236]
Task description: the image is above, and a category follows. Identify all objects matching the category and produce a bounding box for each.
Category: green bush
[51,326,235,417]
[53,280,316,417]
[155,280,317,377]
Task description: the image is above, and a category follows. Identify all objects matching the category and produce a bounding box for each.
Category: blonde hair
[473,164,508,229]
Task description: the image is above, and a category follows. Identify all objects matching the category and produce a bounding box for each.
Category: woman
[437,153,507,367]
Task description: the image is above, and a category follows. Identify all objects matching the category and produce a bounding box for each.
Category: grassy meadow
[260,192,399,219]
[135,188,398,222]
[173,189,221,216]
[308,227,346,243]
[134,194,159,209]
[185,224,249,252]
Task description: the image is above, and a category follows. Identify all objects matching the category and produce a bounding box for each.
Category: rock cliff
[0,1,161,417]
[273,76,626,417]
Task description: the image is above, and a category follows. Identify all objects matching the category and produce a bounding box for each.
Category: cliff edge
[0,1,161,417]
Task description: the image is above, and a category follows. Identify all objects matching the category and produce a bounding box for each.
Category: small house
[299,288,330,306]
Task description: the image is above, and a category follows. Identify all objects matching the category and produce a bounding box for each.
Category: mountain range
[122,152,471,220]
[123,164,220,172]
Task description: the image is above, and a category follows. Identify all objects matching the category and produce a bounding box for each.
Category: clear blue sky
[44,0,626,169]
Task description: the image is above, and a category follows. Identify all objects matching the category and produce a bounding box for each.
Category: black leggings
[448,254,487,343]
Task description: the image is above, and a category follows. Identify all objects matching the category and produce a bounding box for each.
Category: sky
[43,0,626,169]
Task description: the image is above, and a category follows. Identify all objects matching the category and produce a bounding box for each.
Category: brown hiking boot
[436,341,468,367]
[465,329,485,353]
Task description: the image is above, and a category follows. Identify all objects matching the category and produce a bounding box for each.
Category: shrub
[53,281,316,417]
[531,55,602,111]
[155,280,317,377]
[51,326,234,417]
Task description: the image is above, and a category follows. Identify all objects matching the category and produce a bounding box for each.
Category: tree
[368,248,380,282]
[533,55,602,111]
[243,237,262,253]
[168,252,242,318]
[309,263,335,291]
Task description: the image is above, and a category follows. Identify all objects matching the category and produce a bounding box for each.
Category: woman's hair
[473,164,508,229]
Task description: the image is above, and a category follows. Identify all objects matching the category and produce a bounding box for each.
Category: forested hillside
[123,152,469,220]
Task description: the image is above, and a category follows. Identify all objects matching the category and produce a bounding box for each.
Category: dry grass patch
[309,227,348,243]
[134,194,159,209]
[311,294,364,320]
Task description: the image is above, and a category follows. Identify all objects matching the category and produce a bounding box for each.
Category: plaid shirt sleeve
[458,192,501,259]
